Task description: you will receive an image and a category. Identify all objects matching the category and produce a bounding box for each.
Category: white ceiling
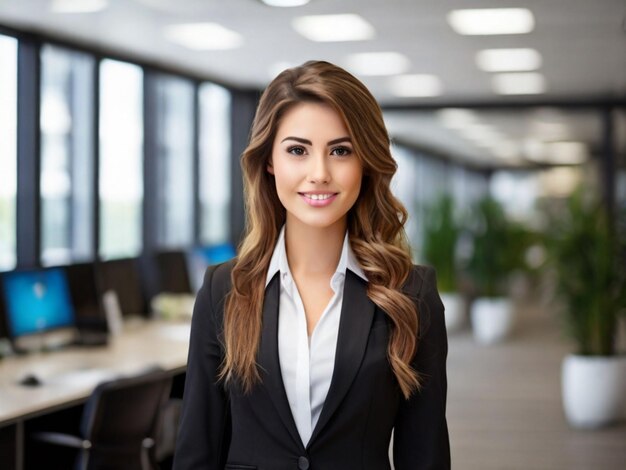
[0,0,625,168]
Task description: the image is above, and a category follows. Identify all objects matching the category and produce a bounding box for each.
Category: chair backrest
[79,368,172,463]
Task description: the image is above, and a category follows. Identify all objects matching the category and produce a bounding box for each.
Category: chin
[288,211,347,230]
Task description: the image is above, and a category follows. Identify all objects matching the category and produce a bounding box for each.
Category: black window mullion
[141,70,160,301]
[16,38,42,269]
[192,81,201,245]
[93,56,101,261]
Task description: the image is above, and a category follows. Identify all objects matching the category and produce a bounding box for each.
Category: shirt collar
[265,224,368,289]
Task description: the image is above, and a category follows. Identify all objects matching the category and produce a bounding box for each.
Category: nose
[307,153,330,184]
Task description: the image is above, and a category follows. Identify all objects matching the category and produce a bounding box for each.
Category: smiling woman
[174,61,450,470]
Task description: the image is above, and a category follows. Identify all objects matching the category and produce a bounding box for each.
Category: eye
[287,145,306,156]
[331,146,352,157]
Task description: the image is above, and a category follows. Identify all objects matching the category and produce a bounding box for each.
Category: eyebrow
[280,136,352,146]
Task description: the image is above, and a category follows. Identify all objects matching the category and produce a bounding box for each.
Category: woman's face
[268,101,363,231]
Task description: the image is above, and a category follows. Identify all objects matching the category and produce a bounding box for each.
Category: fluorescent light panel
[390,74,442,97]
[447,8,535,35]
[165,23,243,50]
[524,141,588,164]
[492,72,546,94]
[345,52,409,76]
[437,108,478,129]
[51,0,108,13]
[476,48,542,72]
[292,14,375,42]
[460,123,504,143]
[261,0,310,6]
[544,142,588,164]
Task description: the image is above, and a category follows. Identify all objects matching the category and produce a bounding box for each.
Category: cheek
[344,164,363,194]
[271,161,298,194]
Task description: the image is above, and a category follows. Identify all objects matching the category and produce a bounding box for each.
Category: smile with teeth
[298,192,339,206]
[302,193,335,200]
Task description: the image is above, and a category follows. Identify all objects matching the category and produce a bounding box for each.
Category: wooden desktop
[0,318,191,470]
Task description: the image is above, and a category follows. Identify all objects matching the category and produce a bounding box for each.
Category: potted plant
[545,189,626,428]
[464,197,528,344]
[421,193,464,332]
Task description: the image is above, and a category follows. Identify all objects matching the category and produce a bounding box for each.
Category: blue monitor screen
[193,243,236,264]
[2,268,75,337]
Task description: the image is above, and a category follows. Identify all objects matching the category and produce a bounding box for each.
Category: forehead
[276,101,349,139]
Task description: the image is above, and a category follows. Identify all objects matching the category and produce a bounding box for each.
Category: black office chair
[33,368,173,470]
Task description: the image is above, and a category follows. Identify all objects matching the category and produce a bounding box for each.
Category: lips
[298,192,339,207]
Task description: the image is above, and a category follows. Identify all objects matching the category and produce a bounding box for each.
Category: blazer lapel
[257,272,305,451]
[308,269,376,445]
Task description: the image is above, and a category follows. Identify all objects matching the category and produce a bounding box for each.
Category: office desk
[0,319,191,470]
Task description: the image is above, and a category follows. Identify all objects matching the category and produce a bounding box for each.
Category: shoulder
[201,258,236,311]
[402,264,438,298]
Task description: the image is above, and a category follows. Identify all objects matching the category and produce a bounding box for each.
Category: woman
[173,60,450,470]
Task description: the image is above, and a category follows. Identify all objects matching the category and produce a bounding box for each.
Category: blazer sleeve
[173,264,231,470]
[393,266,451,470]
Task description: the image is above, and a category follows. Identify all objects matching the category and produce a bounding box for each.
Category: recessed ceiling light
[530,121,570,140]
[345,52,409,76]
[164,23,243,50]
[476,48,542,72]
[292,14,375,42]
[492,73,546,94]
[390,74,442,97]
[51,0,108,13]
[542,142,588,164]
[261,0,310,6]
[460,123,505,144]
[436,108,478,129]
[447,8,535,35]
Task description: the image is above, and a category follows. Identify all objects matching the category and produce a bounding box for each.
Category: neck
[284,216,347,277]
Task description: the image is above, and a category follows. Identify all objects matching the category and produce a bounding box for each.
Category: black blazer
[173,259,450,470]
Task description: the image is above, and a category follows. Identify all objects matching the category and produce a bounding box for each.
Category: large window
[199,83,231,244]
[40,45,95,266]
[153,74,195,248]
[392,144,489,262]
[99,59,143,259]
[0,35,18,270]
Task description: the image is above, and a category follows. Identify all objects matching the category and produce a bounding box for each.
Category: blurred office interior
[0,1,625,469]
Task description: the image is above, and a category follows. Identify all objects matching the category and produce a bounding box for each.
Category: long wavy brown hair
[220,60,422,399]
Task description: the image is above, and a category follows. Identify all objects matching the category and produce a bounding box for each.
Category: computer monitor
[0,268,76,350]
[97,258,146,316]
[188,243,236,292]
[64,262,107,330]
[155,250,192,294]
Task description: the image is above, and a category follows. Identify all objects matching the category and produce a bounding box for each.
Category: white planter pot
[470,297,515,344]
[561,354,626,428]
[440,292,465,333]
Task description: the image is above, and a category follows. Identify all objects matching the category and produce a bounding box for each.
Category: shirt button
[298,456,310,470]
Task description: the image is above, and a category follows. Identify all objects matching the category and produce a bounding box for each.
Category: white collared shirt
[265,224,368,446]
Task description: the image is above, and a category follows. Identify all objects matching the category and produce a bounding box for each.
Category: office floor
[446,301,626,470]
